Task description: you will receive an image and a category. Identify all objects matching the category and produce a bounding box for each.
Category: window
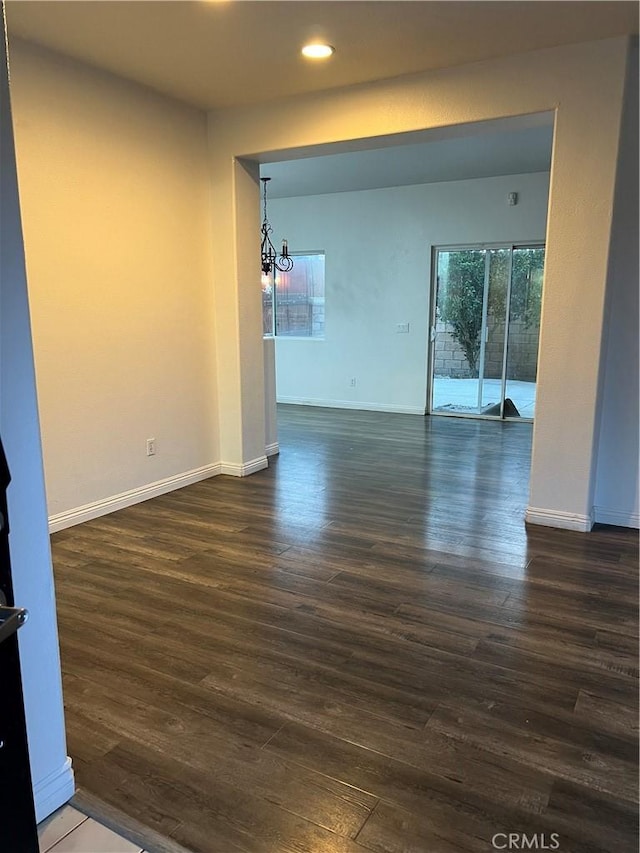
[262,252,325,338]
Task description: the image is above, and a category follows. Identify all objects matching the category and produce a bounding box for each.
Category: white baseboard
[277,396,427,416]
[48,463,222,533]
[593,506,640,529]
[219,455,269,476]
[265,442,280,457]
[525,506,594,532]
[34,756,75,823]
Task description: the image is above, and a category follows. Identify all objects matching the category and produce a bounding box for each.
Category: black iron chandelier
[260,177,293,276]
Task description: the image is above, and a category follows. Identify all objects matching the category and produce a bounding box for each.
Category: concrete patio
[432,377,536,418]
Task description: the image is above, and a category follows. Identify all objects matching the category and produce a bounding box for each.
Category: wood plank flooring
[50,406,639,853]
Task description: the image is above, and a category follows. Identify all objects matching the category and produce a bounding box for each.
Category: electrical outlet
[146,438,156,456]
[396,322,410,334]
[349,377,357,387]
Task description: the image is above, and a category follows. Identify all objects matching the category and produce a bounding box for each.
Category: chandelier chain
[261,177,293,276]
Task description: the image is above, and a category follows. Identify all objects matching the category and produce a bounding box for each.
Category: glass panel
[262,272,274,336]
[275,253,325,338]
[480,248,511,414]
[505,247,545,418]
[431,249,486,413]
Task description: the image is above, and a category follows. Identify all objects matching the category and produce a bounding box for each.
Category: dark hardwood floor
[51,406,639,853]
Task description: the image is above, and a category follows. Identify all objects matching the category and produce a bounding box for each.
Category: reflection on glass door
[430,244,544,420]
[431,249,484,414]
[480,248,510,413]
[505,248,544,418]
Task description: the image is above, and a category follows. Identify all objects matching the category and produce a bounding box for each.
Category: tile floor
[38,805,147,853]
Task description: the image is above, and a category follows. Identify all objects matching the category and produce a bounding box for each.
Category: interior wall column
[210,153,267,473]
[526,64,627,530]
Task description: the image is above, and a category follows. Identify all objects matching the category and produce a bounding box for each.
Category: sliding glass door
[429,244,544,420]
[504,247,544,418]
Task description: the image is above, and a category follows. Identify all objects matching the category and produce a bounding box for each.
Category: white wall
[208,37,630,531]
[1,33,73,822]
[8,39,219,528]
[594,42,639,529]
[270,172,549,412]
[263,337,278,454]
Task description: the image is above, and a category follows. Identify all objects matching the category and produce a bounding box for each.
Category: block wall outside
[433,318,539,380]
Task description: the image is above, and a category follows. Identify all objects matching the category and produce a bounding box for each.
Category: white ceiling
[6,1,638,111]
[6,2,632,197]
[263,119,554,198]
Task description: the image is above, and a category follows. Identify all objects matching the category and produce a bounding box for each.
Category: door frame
[426,241,544,422]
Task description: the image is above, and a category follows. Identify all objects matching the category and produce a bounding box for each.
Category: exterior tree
[437,248,543,377]
[437,250,485,375]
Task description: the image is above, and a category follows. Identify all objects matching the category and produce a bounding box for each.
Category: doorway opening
[255,112,553,456]
[428,244,544,420]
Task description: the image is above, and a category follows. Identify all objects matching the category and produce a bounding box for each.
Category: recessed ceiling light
[301,43,335,60]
